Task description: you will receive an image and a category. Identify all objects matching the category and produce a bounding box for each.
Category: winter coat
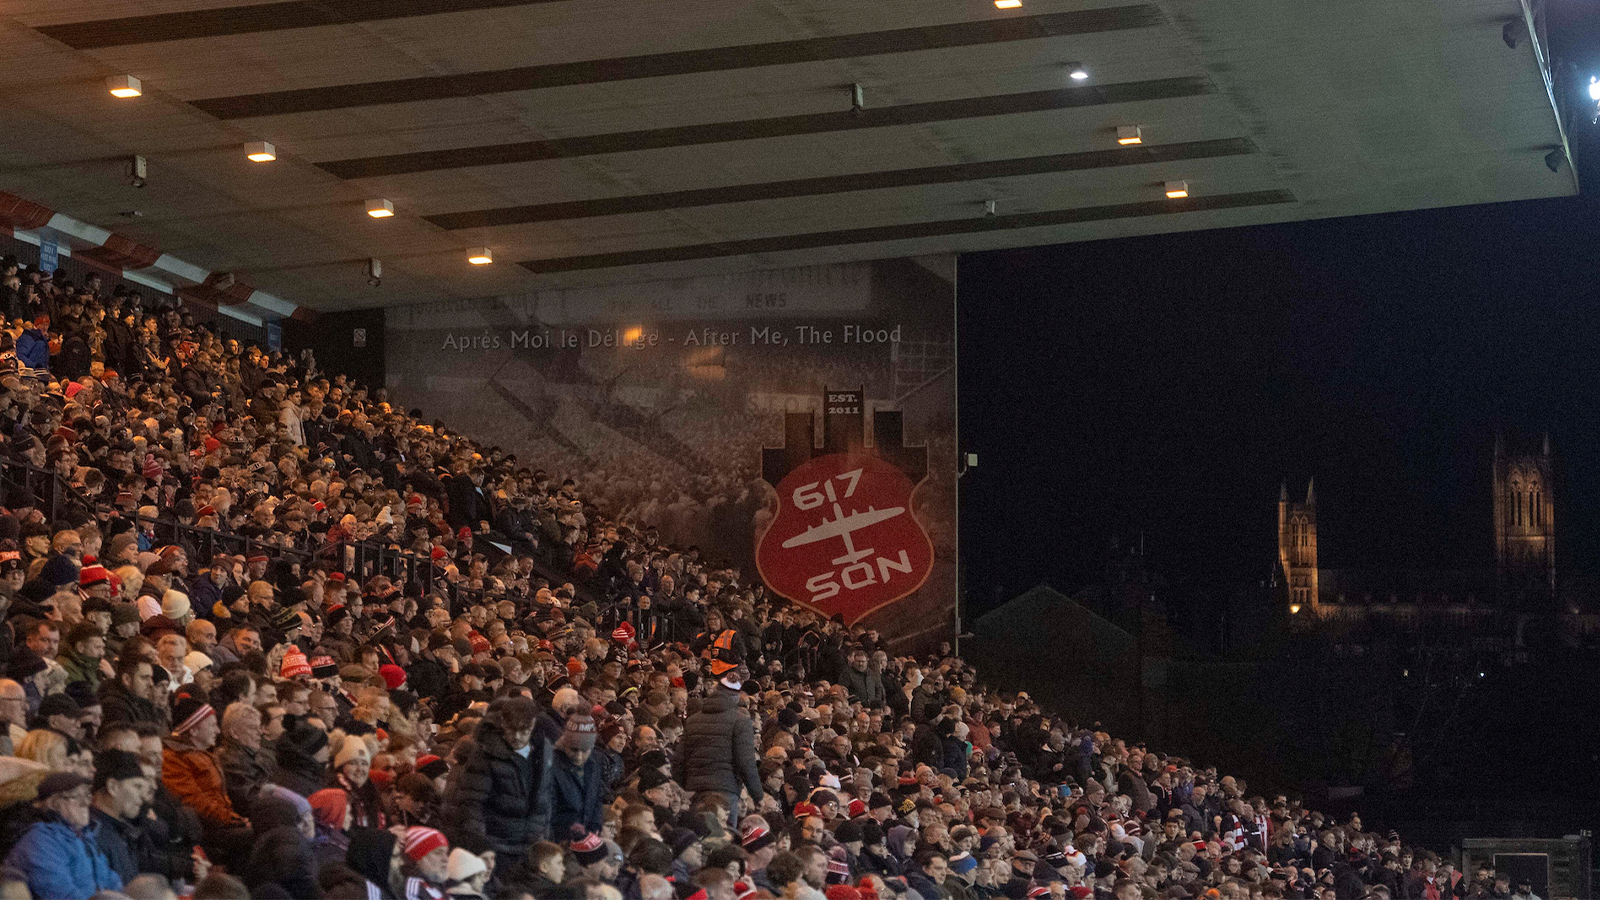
[93,800,192,885]
[598,746,626,799]
[216,739,271,814]
[542,748,604,837]
[3,813,122,900]
[840,665,886,707]
[441,718,549,858]
[14,329,47,371]
[906,869,946,900]
[408,656,451,705]
[97,679,163,730]
[673,686,762,800]
[52,331,90,379]
[163,737,246,827]
[57,649,102,693]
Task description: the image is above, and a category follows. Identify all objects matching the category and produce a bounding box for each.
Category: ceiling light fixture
[1117,125,1143,145]
[244,141,276,162]
[467,248,493,265]
[365,199,395,218]
[1164,180,1189,199]
[1066,62,1090,81]
[107,75,142,98]
[995,0,1022,8]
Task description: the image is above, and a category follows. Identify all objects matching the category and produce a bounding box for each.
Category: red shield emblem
[756,451,934,624]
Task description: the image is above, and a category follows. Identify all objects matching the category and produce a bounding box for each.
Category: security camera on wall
[367,257,382,287]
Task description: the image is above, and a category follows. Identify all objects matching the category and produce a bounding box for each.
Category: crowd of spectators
[0,255,1544,900]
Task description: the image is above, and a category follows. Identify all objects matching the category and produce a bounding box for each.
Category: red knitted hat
[403,827,448,862]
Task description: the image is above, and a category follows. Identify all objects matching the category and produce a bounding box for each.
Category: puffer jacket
[14,329,47,372]
[163,737,246,828]
[672,686,762,800]
[441,717,549,858]
[2,813,122,900]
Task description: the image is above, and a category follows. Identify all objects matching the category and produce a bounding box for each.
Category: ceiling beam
[36,0,575,49]
[518,189,1297,273]
[426,138,1258,228]
[190,6,1165,119]
[320,77,1213,178]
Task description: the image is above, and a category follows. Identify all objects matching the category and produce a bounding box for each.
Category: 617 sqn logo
[757,392,932,625]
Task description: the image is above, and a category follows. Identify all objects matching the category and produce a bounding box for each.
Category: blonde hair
[15,729,68,771]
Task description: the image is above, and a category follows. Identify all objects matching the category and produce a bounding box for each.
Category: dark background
[959,1,1600,618]
[954,1,1600,845]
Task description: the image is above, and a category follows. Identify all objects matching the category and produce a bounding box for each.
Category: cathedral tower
[1494,433,1555,597]
[1278,479,1318,613]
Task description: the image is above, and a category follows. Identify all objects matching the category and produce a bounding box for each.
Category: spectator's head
[558,712,597,765]
[92,748,147,819]
[172,697,219,750]
[221,702,262,750]
[34,771,93,831]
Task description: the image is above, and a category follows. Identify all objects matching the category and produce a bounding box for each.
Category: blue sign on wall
[266,321,282,352]
[37,231,58,274]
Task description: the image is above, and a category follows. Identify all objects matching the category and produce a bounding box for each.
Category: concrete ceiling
[0,0,1575,311]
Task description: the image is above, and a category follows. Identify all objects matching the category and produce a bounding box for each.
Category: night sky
[959,108,1600,616]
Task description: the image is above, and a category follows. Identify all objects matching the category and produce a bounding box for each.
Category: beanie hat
[171,697,214,736]
[379,664,407,691]
[637,767,672,792]
[107,533,136,563]
[183,651,213,673]
[281,647,312,679]
[403,826,448,862]
[258,783,313,822]
[950,853,978,875]
[741,822,773,853]
[79,565,109,588]
[308,788,350,829]
[448,848,488,882]
[835,820,865,845]
[416,755,449,781]
[664,827,699,859]
[278,716,329,760]
[161,589,190,621]
[40,555,78,589]
[335,735,370,768]
[111,603,141,627]
[309,656,338,679]
[557,713,597,753]
[571,828,608,865]
[270,607,300,632]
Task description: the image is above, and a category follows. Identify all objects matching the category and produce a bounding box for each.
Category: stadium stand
[0,255,1467,900]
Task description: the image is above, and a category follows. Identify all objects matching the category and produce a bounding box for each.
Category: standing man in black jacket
[440,696,547,872]
[674,663,762,825]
